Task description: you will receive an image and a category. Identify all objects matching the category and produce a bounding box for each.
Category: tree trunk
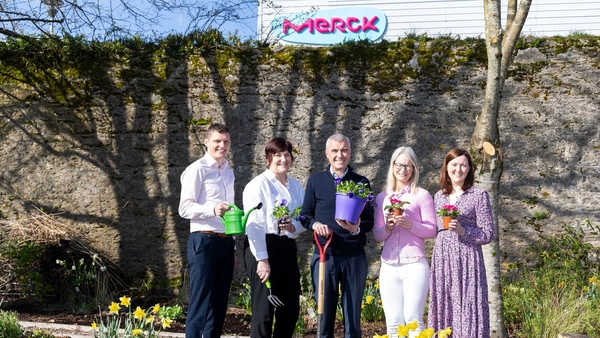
[471,1,531,337]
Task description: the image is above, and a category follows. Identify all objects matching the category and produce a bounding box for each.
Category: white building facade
[257,0,600,45]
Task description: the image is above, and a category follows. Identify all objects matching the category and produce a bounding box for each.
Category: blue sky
[150,5,258,40]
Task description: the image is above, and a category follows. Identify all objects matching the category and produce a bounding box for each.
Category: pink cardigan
[373,186,437,264]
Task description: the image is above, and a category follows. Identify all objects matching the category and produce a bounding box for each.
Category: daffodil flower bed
[91,296,173,338]
[373,321,451,338]
[361,279,384,322]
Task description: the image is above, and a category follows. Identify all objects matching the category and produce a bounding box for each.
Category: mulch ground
[6,298,386,337]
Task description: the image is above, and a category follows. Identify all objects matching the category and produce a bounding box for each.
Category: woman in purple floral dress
[428,148,496,337]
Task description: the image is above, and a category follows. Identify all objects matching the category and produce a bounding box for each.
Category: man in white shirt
[179,123,235,338]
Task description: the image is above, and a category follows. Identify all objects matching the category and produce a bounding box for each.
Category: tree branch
[501,0,533,81]
[0,28,40,47]
[506,0,517,32]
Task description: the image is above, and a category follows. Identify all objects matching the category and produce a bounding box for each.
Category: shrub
[502,221,600,337]
[158,304,184,321]
[0,234,50,299]
[26,329,56,338]
[0,310,24,338]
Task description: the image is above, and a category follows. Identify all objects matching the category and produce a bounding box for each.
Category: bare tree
[470,1,532,337]
[0,0,258,41]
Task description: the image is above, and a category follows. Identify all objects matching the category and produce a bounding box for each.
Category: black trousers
[244,235,301,338]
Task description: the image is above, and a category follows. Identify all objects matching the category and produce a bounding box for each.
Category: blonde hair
[385,147,420,194]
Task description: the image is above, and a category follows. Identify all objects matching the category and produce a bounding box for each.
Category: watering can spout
[221,202,263,235]
[242,202,263,229]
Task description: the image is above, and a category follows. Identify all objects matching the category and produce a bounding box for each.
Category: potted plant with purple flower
[273,199,303,234]
[436,204,459,229]
[334,179,376,224]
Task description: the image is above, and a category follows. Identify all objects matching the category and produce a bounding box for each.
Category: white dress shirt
[178,153,235,233]
[243,169,306,261]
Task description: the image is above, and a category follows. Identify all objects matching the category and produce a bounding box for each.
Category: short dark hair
[207,123,229,135]
[265,137,294,167]
[439,148,475,194]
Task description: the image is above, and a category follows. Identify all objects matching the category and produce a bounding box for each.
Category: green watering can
[220,202,263,235]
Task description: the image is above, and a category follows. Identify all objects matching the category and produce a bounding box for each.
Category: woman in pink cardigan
[373,147,437,337]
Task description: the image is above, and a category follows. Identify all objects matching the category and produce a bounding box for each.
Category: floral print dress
[428,187,496,338]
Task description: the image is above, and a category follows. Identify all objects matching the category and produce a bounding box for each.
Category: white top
[243,169,306,261]
[178,153,235,233]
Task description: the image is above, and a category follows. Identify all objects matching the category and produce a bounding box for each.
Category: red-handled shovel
[314,230,333,338]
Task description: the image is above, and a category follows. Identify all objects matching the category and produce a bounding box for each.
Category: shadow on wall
[0,37,598,285]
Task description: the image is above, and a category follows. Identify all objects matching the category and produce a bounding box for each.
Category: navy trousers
[186,232,235,338]
[311,250,367,338]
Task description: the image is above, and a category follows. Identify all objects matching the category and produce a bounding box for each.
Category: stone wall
[0,37,598,285]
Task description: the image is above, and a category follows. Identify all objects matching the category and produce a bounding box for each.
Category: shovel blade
[267,295,285,307]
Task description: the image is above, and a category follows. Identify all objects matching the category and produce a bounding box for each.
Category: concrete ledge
[20,321,184,337]
[20,321,247,338]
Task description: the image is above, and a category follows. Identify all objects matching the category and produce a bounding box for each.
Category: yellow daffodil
[373,334,388,338]
[152,304,161,314]
[361,302,365,309]
[146,315,155,324]
[418,328,435,338]
[133,306,145,319]
[162,318,172,329]
[558,281,565,288]
[132,328,142,336]
[366,295,375,304]
[407,320,418,331]
[583,286,589,291]
[437,326,452,338]
[590,276,597,284]
[109,302,120,314]
[397,324,409,336]
[378,299,382,305]
[91,322,97,329]
[375,280,379,289]
[120,295,131,306]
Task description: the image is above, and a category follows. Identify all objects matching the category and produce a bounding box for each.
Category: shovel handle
[314,230,332,263]
[314,230,332,320]
[314,231,331,337]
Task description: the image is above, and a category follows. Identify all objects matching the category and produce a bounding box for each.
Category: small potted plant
[272,199,302,234]
[436,204,460,229]
[383,194,411,216]
[334,179,376,224]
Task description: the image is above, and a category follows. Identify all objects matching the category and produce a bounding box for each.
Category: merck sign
[273,7,388,45]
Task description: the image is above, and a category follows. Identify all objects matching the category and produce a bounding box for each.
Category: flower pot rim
[335,192,367,201]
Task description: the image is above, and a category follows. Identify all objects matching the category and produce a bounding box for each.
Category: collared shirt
[243,169,306,261]
[330,167,348,180]
[178,153,235,233]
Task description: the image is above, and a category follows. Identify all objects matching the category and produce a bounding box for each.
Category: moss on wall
[1,32,599,283]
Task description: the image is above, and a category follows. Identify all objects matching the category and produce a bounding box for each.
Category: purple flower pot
[335,193,367,224]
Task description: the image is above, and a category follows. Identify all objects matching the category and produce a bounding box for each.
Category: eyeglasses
[393,163,414,171]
